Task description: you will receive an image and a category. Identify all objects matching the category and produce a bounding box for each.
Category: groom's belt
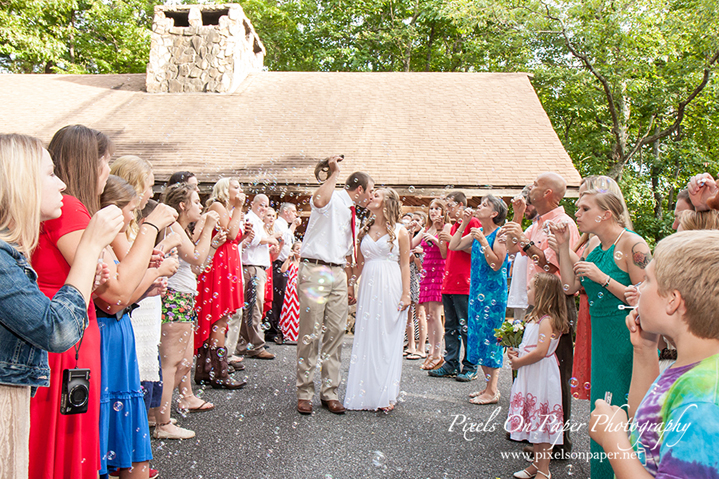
[301,257,344,268]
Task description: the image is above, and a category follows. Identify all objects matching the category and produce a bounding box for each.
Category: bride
[344,188,411,412]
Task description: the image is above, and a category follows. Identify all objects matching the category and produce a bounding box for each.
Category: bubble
[398,391,407,403]
[408,186,415,193]
[597,292,604,299]
[583,382,591,390]
[531,255,539,262]
[113,401,123,412]
[478,294,485,302]
[543,265,550,272]
[572,392,580,399]
[216,348,225,358]
[614,251,623,261]
[305,266,333,304]
[595,216,603,223]
[491,299,497,306]
[589,300,594,306]
[569,377,579,387]
[461,325,468,333]
[565,464,575,475]
[260,322,271,331]
[563,284,570,292]
[490,263,495,269]
[107,450,116,461]
[372,451,386,467]
[483,339,490,346]
[302,335,312,345]
[247,343,254,350]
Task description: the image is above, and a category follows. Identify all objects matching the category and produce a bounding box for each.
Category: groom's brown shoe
[297,400,313,415]
[320,399,346,415]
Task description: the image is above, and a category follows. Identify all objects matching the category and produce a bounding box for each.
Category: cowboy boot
[194,341,211,385]
[209,346,246,390]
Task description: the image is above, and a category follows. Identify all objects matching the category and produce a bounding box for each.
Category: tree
[0,0,155,74]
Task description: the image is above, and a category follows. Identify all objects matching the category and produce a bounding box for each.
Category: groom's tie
[350,205,357,266]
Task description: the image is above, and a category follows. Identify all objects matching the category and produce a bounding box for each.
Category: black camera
[61,368,90,415]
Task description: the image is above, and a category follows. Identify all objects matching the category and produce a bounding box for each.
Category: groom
[296,155,374,415]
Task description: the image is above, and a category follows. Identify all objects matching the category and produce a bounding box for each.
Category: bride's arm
[398,227,411,310]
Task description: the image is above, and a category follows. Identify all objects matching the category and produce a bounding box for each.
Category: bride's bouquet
[494,319,525,350]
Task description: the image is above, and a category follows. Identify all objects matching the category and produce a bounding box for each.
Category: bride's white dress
[344,224,405,410]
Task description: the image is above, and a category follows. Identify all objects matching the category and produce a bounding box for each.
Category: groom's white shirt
[300,189,355,265]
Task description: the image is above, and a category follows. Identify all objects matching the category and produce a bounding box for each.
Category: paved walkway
[151,334,592,478]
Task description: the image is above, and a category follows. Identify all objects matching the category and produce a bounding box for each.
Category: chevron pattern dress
[279,261,300,342]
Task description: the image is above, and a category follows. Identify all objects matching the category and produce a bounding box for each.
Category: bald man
[237,194,279,359]
[502,171,579,454]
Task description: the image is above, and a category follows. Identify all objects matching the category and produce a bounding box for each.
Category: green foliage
[0,0,154,73]
[2,0,718,244]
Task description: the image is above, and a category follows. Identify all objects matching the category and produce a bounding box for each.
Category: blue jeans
[442,294,476,373]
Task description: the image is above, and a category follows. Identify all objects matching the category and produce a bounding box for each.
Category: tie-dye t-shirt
[630,354,719,478]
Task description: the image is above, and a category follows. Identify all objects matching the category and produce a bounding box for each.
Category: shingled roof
[0,71,580,200]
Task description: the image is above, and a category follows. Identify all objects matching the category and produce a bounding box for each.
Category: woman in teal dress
[554,189,651,479]
[448,195,508,405]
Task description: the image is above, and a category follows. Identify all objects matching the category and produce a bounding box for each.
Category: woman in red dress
[194,178,247,389]
[28,125,114,479]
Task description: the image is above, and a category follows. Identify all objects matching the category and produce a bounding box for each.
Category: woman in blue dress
[449,195,508,405]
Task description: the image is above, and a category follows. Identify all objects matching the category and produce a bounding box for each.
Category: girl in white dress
[344,188,411,412]
[506,273,569,479]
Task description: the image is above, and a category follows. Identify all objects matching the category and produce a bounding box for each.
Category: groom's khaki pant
[296,263,348,401]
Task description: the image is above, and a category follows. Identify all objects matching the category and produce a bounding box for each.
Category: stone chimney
[146,3,265,94]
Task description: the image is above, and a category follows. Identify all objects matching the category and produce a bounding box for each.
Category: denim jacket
[0,239,87,389]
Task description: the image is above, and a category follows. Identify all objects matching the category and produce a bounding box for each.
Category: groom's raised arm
[312,155,343,209]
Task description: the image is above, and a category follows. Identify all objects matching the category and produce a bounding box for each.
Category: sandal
[406,353,422,360]
[421,357,444,370]
[379,404,395,414]
[179,400,215,413]
[469,391,500,405]
[513,463,538,479]
[469,389,487,398]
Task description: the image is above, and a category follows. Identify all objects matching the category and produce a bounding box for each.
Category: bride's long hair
[358,188,403,251]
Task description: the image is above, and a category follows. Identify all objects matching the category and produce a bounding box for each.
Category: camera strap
[73,336,83,369]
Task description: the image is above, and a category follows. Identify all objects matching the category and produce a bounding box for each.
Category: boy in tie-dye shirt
[589,231,719,478]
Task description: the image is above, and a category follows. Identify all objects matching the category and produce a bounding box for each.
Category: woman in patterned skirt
[279,241,301,343]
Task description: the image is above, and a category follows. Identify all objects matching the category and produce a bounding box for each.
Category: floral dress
[506,315,564,445]
[467,228,508,368]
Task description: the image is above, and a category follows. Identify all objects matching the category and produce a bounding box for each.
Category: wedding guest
[0,134,122,479]
[26,125,128,479]
[507,273,569,479]
[96,174,179,478]
[194,178,247,389]
[236,194,278,360]
[279,241,302,343]
[168,171,198,190]
[506,186,536,323]
[567,175,632,402]
[590,231,719,479]
[413,199,451,371]
[449,195,508,404]
[430,191,480,381]
[672,189,694,230]
[554,189,651,479]
[154,183,227,439]
[502,172,580,454]
[677,209,719,231]
[267,202,300,344]
[261,207,281,323]
[404,212,426,359]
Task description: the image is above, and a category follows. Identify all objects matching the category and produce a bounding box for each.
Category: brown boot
[194,341,211,385]
[209,347,246,390]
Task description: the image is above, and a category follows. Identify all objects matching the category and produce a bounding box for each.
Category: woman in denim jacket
[0,134,123,479]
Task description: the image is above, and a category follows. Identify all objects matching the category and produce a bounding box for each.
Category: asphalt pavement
[151,334,592,479]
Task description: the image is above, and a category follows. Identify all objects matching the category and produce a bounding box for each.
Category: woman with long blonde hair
[344,188,411,412]
[0,134,122,479]
[194,177,248,389]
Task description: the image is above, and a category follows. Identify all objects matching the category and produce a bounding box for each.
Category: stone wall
[146,4,265,94]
